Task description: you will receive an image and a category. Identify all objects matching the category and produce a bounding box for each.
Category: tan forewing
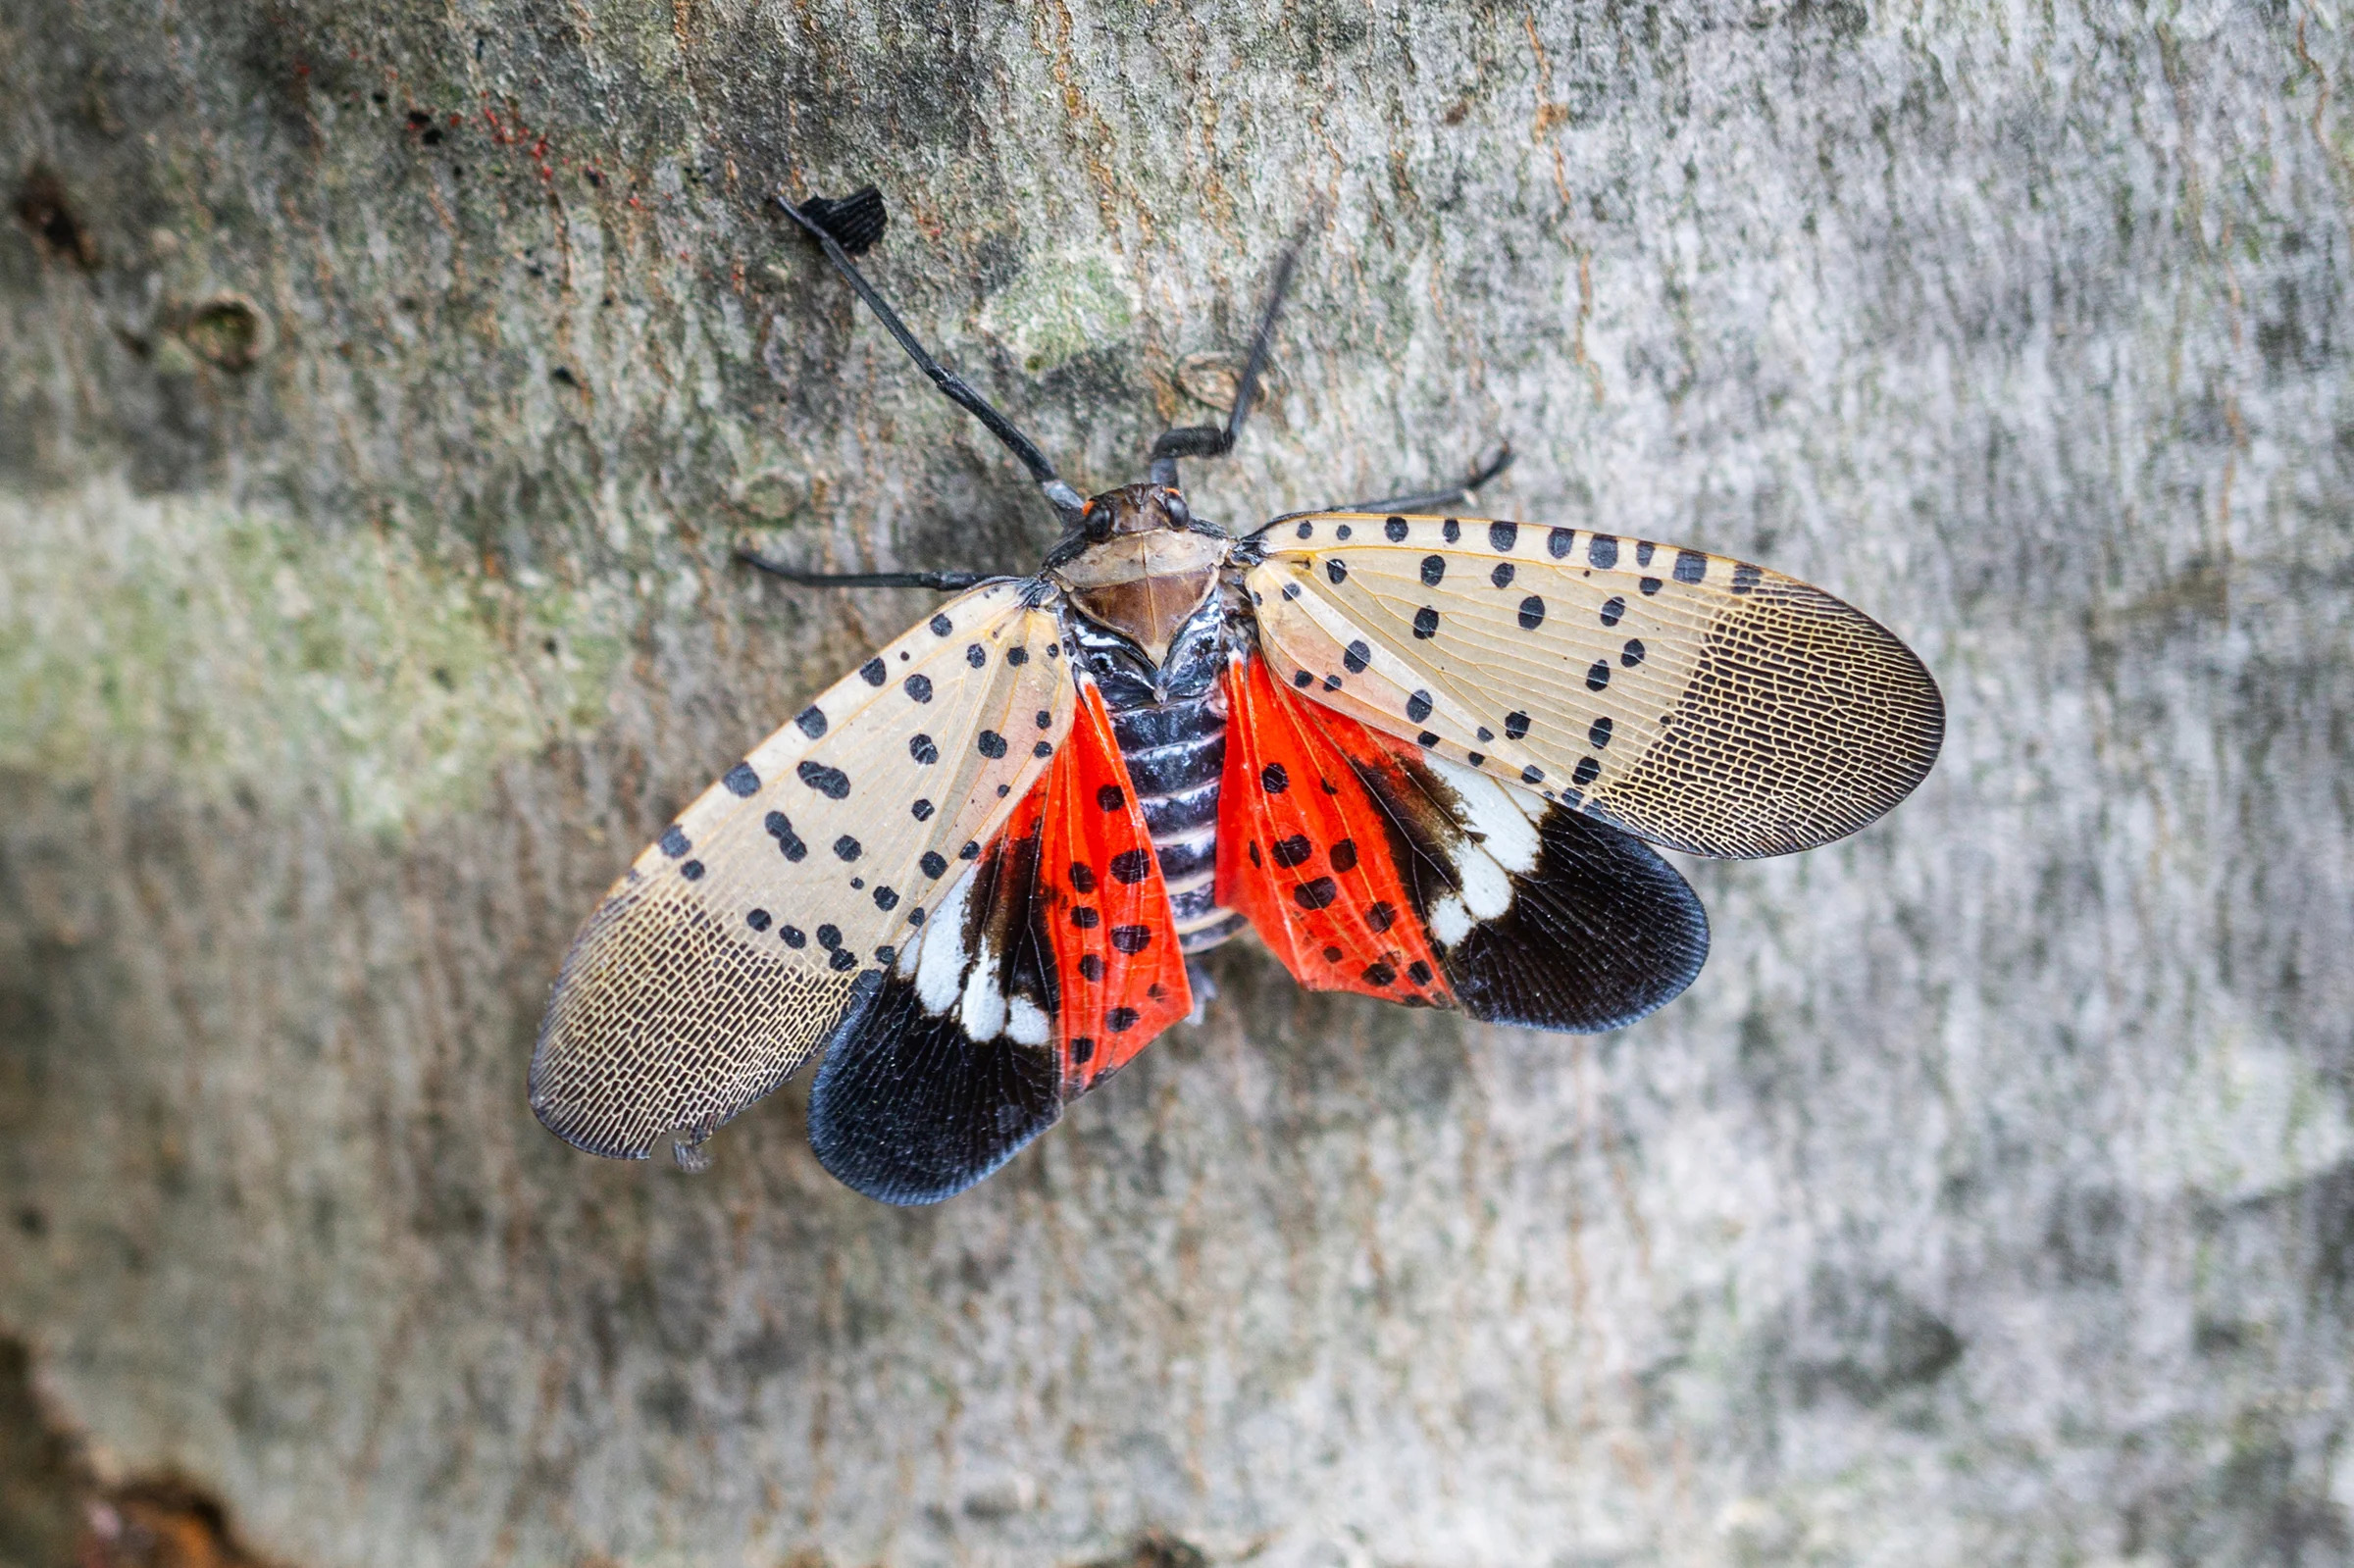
[1249,514,1942,859]
[530,582,1077,1160]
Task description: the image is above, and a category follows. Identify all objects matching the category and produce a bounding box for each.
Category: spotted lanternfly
[529,187,1945,1204]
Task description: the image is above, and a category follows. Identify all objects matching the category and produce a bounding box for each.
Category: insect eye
[1163,490,1192,528]
[1085,511,1115,543]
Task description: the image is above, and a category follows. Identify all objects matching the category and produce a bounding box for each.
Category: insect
[530,188,1944,1205]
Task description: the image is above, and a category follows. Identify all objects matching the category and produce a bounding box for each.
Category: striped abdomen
[1107,692,1248,953]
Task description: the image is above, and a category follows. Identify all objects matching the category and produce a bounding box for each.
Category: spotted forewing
[529,582,1074,1163]
[1249,513,1943,860]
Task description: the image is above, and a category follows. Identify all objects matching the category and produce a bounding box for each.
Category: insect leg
[1182,957,1219,1028]
[1344,443,1515,513]
[735,549,997,592]
[777,192,1088,528]
[1147,236,1305,488]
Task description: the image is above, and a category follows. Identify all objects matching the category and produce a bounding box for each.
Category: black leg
[779,193,1088,527]
[1147,237,1305,489]
[1345,444,1515,514]
[736,549,998,592]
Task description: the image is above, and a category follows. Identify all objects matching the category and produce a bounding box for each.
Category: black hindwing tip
[805,974,1063,1205]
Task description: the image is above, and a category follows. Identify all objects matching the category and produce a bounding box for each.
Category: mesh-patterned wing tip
[529,879,846,1162]
[1592,579,1946,859]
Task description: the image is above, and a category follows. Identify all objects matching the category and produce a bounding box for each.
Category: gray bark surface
[3,0,2351,1563]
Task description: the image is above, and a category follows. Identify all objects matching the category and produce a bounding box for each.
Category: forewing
[806,681,1191,1204]
[1248,514,1943,859]
[530,582,1076,1162]
[1215,652,1455,1008]
[1223,650,1709,1033]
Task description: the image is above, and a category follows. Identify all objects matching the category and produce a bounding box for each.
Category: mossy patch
[978,247,1138,377]
[0,482,623,836]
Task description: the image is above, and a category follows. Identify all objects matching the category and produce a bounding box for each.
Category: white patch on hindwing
[1413,756,1549,949]
[959,952,1009,1041]
[1005,995,1052,1046]
[1423,755,1541,875]
[888,794,1057,1050]
[1428,894,1472,946]
[907,863,979,1011]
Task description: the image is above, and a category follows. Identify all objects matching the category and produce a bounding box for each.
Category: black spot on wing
[1488,521,1517,553]
[1385,516,1409,541]
[724,763,761,797]
[799,760,851,799]
[764,811,808,861]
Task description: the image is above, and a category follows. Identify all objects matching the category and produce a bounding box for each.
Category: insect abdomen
[1108,693,1246,953]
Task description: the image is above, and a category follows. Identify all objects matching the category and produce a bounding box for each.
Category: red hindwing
[1004,681,1193,1094]
[1215,654,1455,1008]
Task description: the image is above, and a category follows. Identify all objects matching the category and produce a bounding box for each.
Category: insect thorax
[1050,485,1251,955]
[1047,483,1233,670]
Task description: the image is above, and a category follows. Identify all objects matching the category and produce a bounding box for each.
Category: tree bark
[4,1,2352,1563]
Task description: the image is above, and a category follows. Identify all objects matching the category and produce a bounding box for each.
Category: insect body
[530,191,1944,1204]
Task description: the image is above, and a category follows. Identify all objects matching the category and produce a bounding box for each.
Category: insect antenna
[1345,443,1516,513]
[1146,237,1305,490]
[778,188,1088,528]
[732,550,996,593]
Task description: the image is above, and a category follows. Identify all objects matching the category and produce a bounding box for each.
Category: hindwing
[530,581,1076,1164]
[1215,654,1454,1008]
[1247,513,1943,859]
[806,682,1191,1204]
[1220,652,1709,1033]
